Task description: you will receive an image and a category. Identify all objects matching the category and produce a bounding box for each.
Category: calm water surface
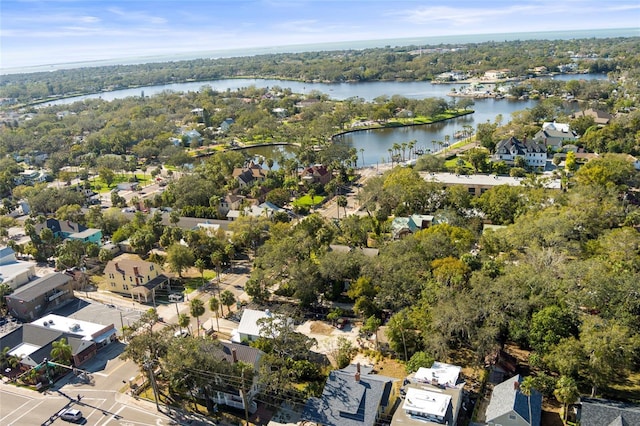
[46,74,605,167]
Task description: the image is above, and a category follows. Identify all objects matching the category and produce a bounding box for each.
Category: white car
[59,408,83,422]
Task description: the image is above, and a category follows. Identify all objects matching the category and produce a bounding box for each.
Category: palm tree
[178,313,191,335]
[308,188,316,207]
[554,376,579,422]
[392,143,401,159]
[408,139,416,160]
[208,297,220,332]
[195,258,206,289]
[360,148,365,168]
[387,149,393,165]
[210,251,223,304]
[220,290,236,316]
[520,376,535,426]
[337,195,348,219]
[0,346,10,367]
[189,299,205,337]
[401,142,408,162]
[50,338,72,365]
[224,244,235,273]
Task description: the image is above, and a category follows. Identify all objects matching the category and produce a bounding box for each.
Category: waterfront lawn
[293,194,325,207]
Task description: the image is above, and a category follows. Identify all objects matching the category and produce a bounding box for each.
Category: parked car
[336,318,349,329]
[59,408,83,422]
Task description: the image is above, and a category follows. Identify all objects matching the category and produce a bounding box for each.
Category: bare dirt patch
[309,321,334,335]
[374,357,407,380]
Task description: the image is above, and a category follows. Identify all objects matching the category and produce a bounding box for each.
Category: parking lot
[53,298,143,337]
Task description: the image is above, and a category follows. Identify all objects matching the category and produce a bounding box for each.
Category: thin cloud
[106,7,168,25]
[395,5,539,26]
[272,19,323,33]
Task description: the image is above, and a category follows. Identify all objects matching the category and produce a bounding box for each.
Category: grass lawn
[90,174,152,193]
[444,157,473,172]
[607,372,640,402]
[293,194,325,207]
[180,268,217,292]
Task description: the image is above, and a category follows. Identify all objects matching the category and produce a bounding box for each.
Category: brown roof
[103,258,164,278]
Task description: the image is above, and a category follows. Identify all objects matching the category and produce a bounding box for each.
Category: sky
[1,0,639,71]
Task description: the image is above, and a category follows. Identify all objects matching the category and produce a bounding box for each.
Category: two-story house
[302,363,397,426]
[103,257,170,304]
[220,118,234,132]
[493,136,547,168]
[485,375,542,426]
[205,342,264,414]
[5,272,74,321]
[391,361,464,425]
[34,218,102,245]
[232,162,267,188]
[533,122,579,149]
[181,129,203,146]
[300,164,332,186]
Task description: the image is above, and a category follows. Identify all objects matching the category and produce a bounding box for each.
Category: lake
[45,74,606,167]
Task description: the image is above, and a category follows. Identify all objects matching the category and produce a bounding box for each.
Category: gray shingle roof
[485,375,542,426]
[219,342,263,370]
[580,398,640,426]
[495,136,546,156]
[6,272,71,301]
[301,365,395,426]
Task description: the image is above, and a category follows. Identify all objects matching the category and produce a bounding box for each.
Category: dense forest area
[245,155,640,401]
[1,36,638,103]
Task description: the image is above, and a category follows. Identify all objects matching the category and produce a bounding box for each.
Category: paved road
[0,344,176,426]
[82,257,253,339]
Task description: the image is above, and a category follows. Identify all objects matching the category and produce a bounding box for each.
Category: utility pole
[144,360,160,411]
[241,368,250,425]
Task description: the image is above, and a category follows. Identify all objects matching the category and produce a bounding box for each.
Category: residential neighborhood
[1,27,640,426]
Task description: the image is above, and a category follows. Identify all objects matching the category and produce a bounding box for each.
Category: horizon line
[2,27,638,76]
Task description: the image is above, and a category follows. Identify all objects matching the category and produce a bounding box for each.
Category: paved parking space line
[0,398,31,424]
[3,398,48,426]
[96,404,124,426]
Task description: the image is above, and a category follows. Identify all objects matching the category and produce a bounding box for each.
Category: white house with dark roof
[206,341,264,414]
[485,375,542,426]
[492,136,547,168]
